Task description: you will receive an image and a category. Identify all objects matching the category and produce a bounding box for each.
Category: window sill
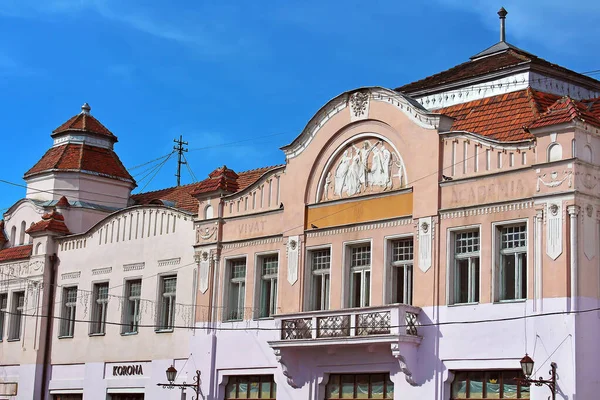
[121,331,139,336]
[448,302,479,307]
[155,329,174,334]
[6,338,20,342]
[255,316,274,321]
[58,335,73,339]
[495,298,527,304]
[89,332,106,337]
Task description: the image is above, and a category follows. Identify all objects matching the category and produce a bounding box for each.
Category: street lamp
[157,365,203,400]
[516,354,557,400]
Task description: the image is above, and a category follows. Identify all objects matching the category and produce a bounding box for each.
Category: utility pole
[173,135,188,186]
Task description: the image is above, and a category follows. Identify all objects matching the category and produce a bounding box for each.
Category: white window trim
[446,225,481,306]
[59,286,78,338]
[342,239,373,308]
[90,281,109,335]
[121,278,142,335]
[492,218,529,303]
[8,291,25,341]
[222,255,248,322]
[304,244,332,311]
[253,251,280,320]
[156,274,177,331]
[0,292,7,341]
[383,233,413,305]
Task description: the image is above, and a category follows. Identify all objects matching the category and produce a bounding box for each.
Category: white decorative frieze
[418,217,432,273]
[546,201,563,260]
[584,204,596,260]
[349,91,370,121]
[286,235,299,285]
[61,271,81,280]
[307,217,413,238]
[92,267,112,275]
[123,262,145,272]
[198,251,210,294]
[440,201,534,219]
[196,225,217,243]
[221,237,282,250]
[158,257,181,267]
[536,171,572,192]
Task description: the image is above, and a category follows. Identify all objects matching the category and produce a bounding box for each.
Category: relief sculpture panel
[319,137,406,202]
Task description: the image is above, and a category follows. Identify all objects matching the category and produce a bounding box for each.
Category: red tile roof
[53,110,116,140]
[55,196,71,208]
[131,165,283,213]
[0,220,6,244]
[397,48,600,94]
[24,143,134,182]
[0,245,32,262]
[27,210,70,235]
[529,96,600,130]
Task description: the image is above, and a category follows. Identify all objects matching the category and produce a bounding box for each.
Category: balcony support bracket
[391,343,418,386]
[273,348,299,389]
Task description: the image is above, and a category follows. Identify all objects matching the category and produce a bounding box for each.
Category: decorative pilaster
[534,208,543,313]
[546,201,563,260]
[418,217,432,273]
[567,205,579,312]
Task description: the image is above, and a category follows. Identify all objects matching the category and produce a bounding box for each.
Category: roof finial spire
[81,102,91,115]
[498,7,508,42]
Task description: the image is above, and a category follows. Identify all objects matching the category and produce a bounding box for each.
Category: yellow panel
[306,192,413,229]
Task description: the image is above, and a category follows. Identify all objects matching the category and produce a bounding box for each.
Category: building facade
[2,10,600,400]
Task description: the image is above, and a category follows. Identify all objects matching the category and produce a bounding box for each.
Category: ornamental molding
[417,217,432,273]
[390,343,418,386]
[123,262,145,272]
[440,200,534,219]
[584,203,596,260]
[575,171,599,191]
[158,257,181,267]
[349,91,370,121]
[286,236,299,286]
[61,271,81,280]
[536,170,573,192]
[273,349,299,388]
[0,261,32,278]
[92,267,112,275]
[196,226,217,242]
[546,201,563,260]
[221,236,282,250]
[306,217,414,238]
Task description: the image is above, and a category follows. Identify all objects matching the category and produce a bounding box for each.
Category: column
[567,205,579,312]
[534,208,543,313]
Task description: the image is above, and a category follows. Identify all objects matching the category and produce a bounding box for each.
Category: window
[10,226,16,246]
[349,244,371,308]
[547,143,562,162]
[0,293,7,340]
[204,204,214,219]
[158,276,177,330]
[310,249,331,311]
[225,375,276,399]
[521,151,526,165]
[122,280,141,334]
[451,370,530,399]
[19,221,26,245]
[390,238,413,305]
[497,152,502,169]
[259,256,278,318]
[90,283,109,335]
[509,152,514,167]
[60,287,78,337]
[497,224,527,301]
[326,373,394,399]
[227,259,246,321]
[53,395,83,400]
[8,291,24,340]
[453,230,480,304]
[571,138,576,158]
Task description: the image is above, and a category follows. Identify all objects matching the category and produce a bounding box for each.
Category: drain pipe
[40,253,57,400]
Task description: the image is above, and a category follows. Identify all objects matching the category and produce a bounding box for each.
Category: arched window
[547,143,562,162]
[19,221,26,245]
[29,223,34,244]
[10,226,16,245]
[204,204,214,219]
[35,242,42,255]
[583,145,593,163]
[572,139,576,158]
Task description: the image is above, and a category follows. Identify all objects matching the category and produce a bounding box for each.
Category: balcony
[268,304,421,349]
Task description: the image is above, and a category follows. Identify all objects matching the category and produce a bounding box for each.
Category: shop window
[258,255,278,318]
[326,373,394,399]
[225,375,276,399]
[0,293,7,341]
[122,280,142,334]
[348,244,371,308]
[450,230,480,304]
[90,282,109,335]
[59,287,78,337]
[157,276,177,330]
[496,224,527,301]
[389,238,413,305]
[309,248,331,311]
[451,370,530,399]
[226,259,246,321]
[8,291,25,340]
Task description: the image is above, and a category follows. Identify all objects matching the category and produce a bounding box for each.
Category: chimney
[498,7,508,42]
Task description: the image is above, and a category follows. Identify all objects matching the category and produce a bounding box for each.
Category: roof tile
[0,245,32,262]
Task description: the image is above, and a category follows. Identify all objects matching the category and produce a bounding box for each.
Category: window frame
[450,369,530,399]
[255,252,279,319]
[121,278,142,335]
[447,226,481,305]
[156,274,177,331]
[8,291,25,341]
[306,245,332,312]
[547,142,562,162]
[0,292,7,341]
[493,219,529,303]
[90,281,109,336]
[325,372,394,399]
[59,286,78,338]
[344,240,372,308]
[384,234,414,305]
[225,374,276,399]
[224,257,247,322]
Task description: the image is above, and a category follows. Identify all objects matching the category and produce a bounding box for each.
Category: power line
[182,153,198,183]
[187,132,288,152]
[127,152,175,171]
[136,152,175,194]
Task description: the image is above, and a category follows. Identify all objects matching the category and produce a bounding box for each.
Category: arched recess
[582,145,593,163]
[35,242,42,255]
[19,221,26,245]
[204,204,214,219]
[11,226,16,245]
[547,143,562,162]
[29,223,34,243]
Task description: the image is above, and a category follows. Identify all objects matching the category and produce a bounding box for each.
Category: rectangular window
[59,287,77,337]
[310,249,331,311]
[228,259,246,321]
[122,280,141,334]
[0,293,7,341]
[509,152,515,167]
[451,370,530,399]
[259,256,278,318]
[498,224,527,301]
[225,375,276,399]
[453,230,480,304]
[521,151,527,165]
[158,276,177,330]
[326,373,394,399]
[350,244,371,308]
[390,238,413,304]
[463,141,468,174]
[8,291,24,340]
[90,283,108,335]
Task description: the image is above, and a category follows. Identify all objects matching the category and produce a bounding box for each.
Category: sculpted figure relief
[324,138,404,201]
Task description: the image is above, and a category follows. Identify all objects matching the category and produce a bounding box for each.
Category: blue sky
[1,0,599,211]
